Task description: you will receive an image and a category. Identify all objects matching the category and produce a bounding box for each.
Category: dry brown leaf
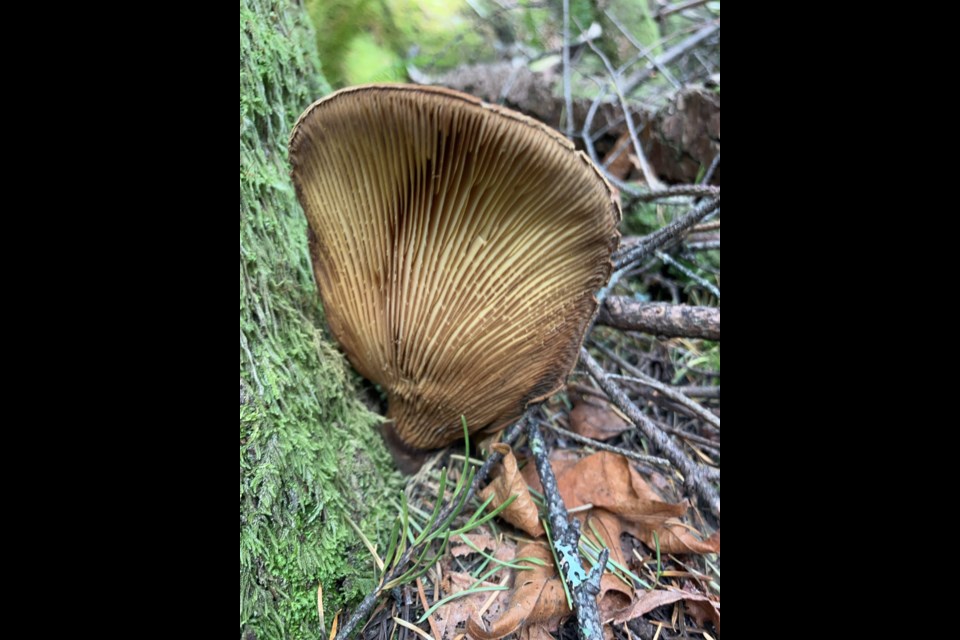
[569,395,632,441]
[584,510,634,618]
[481,444,545,537]
[450,532,499,558]
[434,572,510,640]
[519,625,556,640]
[556,452,720,555]
[599,574,633,621]
[435,532,517,640]
[467,543,570,640]
[613,588,720,631]
[602,132,635,181]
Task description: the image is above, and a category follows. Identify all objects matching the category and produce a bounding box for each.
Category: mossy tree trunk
[240,1,400,638]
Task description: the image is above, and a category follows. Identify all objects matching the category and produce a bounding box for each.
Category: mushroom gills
[290,84,620,464]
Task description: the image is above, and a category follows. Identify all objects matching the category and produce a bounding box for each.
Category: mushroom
[290,84,620,466]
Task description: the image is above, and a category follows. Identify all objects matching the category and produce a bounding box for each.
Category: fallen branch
[623,184,720,207]
[612,197,720,269]
[675,385,720,399]
[539,419,673,467]
[686,239,720,251]
[525,418,609,640]
[598,299,720,341]
[579,347,720,517]
[582,31,664,190]
[651,418,720,451]
[596,343,720,429]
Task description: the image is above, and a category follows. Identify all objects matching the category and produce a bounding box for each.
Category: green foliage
[342,33,406,84]
[305,0,405,87]
[305,0,495,88]
[379,419,485,590]
[240,1,402,637]
[381,421,519,589]
[601,0,661,62]
[388,0,494,73]
[673,340,720,383]
[623,201,663,235]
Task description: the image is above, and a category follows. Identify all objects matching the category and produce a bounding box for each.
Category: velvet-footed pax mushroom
[290,84,620,468]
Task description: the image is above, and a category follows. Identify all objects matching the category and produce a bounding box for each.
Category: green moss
[304,0,405,87]
[342,33,405,84]
[240,1,402,637]
[386,0,494,72]
[602,0,661,62]
[304,0,495,88]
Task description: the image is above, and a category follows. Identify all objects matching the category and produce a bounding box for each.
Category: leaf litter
[418,446,718,638]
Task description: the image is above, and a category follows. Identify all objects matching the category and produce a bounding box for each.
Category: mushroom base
[380,420,431,474]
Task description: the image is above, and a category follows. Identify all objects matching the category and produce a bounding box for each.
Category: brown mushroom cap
[290,84,620,451]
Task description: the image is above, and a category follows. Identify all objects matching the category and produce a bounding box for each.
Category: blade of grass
[417,585,510,623]
[317,583,325,634]
[543,517,573,609]
[413,467,448,545]
[392,616,435,640]
[456,533,546,569]
[450,493,518,536]
[654,531,662,585]
[344,514,385,574]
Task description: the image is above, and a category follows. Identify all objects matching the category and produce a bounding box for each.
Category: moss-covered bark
[240,1,401,637]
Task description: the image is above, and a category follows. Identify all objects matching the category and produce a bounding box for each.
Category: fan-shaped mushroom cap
[290,84,619,453]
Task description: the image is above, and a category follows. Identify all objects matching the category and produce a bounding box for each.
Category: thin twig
[579,348,720,517]
[658,0,711,19]
[692,220,720,233]
[699,152,720,185]
[597,344,720,430]
[675,385,720,399]
[655,250,720,299]
[582,33,663,190]
[621,23,720,95]
[580,19,719,192]
[624,185,720,209]
[612,198,720,269]
[580,86,648,197]
[604,8,682,89]
[685,239,720,251]
[334,416,528,640]
[540,419,673,467]
[526,418,609,639]
[649,418,719,451]
[596,264,633,308]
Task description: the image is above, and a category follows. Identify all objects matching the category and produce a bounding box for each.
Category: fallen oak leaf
[467,543,570,640]
[481,444,545,537]
[435,572,510,640]
[613,587,720,632]
[568,391,632,441]
[556,452,719,555]
[520,626,556,640]
[583,510,636,618]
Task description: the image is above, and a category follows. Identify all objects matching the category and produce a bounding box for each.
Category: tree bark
[240,2,400,638]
